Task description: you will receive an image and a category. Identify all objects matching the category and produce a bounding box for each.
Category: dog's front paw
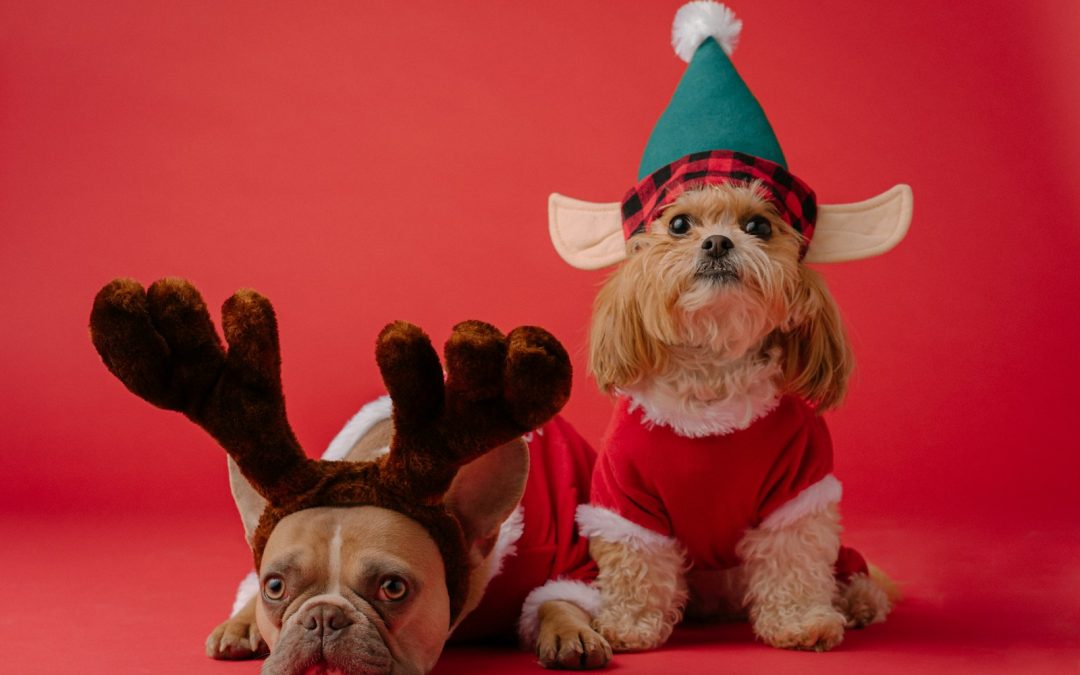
[535,600,612,670]
[537,624,612,670]
[205,615,268,660]
[753,606,845,652]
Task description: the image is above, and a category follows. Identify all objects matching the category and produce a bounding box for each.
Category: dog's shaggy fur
[584,184,892,652]
[588,535,689,650]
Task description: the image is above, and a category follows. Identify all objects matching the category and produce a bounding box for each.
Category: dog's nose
[304,604,354,637]
[701,235,734,258]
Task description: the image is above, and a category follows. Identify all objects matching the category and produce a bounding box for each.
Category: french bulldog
[90,278,611,675]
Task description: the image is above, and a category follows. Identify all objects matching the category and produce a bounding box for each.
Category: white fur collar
[622,355,782,437]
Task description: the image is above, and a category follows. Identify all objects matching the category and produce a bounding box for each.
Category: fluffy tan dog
[581,183,896,652]
[545,5,912,656]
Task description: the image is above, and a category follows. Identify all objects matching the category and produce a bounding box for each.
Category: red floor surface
[4,511,1076,674]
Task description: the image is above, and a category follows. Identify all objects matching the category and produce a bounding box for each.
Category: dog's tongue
[301,666,345,675]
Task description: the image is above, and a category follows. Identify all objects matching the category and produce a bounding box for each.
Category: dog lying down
[90,278,612,674]
[212,398,613,672]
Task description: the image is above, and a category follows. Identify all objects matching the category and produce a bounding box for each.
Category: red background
[2,1,1078,673]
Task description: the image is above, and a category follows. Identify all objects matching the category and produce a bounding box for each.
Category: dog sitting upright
[547,1,912,655]
[90,278,612,673]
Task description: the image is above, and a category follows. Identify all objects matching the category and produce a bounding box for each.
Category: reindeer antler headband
[89,278,571,621]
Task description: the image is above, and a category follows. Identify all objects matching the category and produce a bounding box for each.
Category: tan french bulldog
[214,425,549,674]
[90,278,610,675]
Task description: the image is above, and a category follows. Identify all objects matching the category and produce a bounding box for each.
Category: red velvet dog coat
[581,395,867,579]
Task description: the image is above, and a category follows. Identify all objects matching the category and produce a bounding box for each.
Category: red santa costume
[453,414,599,644]
[577,393,867,581]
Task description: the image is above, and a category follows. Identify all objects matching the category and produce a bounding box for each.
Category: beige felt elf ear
[548,194,626,270]
[547,184,913,268]
[803,184,913,264]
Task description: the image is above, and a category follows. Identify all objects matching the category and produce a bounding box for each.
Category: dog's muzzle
[263,599,393,675]
[696,235,739,282]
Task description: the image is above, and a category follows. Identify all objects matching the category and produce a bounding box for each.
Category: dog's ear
[227,457,268,547]
[777,265,853,411]
[589,265,661,393]
[442,437,529,559]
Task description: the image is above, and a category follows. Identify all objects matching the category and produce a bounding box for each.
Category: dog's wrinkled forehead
[261,506,448,601]
[250,474,472,622]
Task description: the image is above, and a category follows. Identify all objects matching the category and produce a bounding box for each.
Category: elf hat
[549,1,912,268]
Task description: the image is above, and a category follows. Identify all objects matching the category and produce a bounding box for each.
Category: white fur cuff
[759,475,842,530]
[517,579,603,645]
[231,571,259,617]
[576,504,677,551]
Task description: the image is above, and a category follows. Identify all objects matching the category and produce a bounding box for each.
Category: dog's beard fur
[590,182,852,413]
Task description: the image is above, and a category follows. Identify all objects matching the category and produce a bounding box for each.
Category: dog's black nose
[701,235,734,258]
[304,604,354,637]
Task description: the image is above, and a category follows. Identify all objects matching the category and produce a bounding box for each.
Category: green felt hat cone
[638,2,787,179]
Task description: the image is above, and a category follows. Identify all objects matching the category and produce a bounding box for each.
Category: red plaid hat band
[620,151,818,254]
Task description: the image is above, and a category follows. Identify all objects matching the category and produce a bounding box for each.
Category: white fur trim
[759,475,843,530]
[624,383,779,438]
[521,426,545,444]
[321,395,392,461]
[230,571,259,617]
[468,506,527,605]
[576,504,676,551]
[517,579,603,644]
[490,506,525,580]
[672,1,742,62]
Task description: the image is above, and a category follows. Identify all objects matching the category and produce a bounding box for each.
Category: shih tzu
[576,181,896,652]
[544,0,912,656]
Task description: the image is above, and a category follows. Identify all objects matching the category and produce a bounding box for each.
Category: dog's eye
[668,215,692,236]
[263,575,286,601]
[377,576,409,603]
[744,216,772,239]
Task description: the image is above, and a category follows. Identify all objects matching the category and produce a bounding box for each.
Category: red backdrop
[1,1,1078,672]
[3,0,1077,524]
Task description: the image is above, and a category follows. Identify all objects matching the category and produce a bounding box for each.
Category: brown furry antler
[90,277,572,621]
[376,319,571,503]
[90,278,322,504]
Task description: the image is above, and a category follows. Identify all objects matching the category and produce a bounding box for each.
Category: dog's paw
[205,616,268,660]
[535,600,612,670]
[836,574,891,628]
[592,608,671,652]
[754,606,845,652]
[536,623,612,670]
